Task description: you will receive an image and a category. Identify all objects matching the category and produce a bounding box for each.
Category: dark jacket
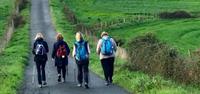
[32,38,49,63]
[52,40,70,66]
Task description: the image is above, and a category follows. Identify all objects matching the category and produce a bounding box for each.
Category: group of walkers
[32,31,117,89]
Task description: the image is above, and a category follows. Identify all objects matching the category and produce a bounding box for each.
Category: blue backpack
[101,37,113,56]
[75,41,88,61]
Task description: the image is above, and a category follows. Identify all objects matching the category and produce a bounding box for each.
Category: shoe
[62,78,65,83]
[42,81,47,86]
[85,83,89,89]
[38,84,42,88]
[105,81,109,86]
[77,83,82,87]
[58,74,61,83]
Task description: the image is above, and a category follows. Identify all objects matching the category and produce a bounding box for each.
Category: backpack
[75,41,88,61]
[56,44,67,59]
[101,37,113,56]
[35,43,46,55]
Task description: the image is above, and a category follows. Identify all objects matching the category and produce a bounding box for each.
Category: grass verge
[0,3,30,94]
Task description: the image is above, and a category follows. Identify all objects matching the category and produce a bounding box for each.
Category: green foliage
[107,18,200,55]
[0,0,15,37]
[51,0,200,93]
[0,4,30,94]
[63,0,200,25]
[127,33,200,85]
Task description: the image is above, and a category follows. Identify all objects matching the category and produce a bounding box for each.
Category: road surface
[19,0,129,94]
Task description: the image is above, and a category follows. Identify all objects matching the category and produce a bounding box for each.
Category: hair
[75,32,83,41]
[101,31,108,37]
[35,33,44,40]
[56,33,64,41]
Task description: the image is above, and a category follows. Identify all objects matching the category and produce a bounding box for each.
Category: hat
[101,31,108,37]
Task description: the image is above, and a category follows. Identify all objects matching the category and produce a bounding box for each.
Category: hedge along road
[19,0,129,94]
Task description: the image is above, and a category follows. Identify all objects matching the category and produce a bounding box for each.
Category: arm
[111,38,117,52]
[96,40,101,55]
[52,43,56,59]
[72,45,76,58]
[44,41,49,53]
[65,42,70,56]
[87,42,91,54]
[32,42,36,55]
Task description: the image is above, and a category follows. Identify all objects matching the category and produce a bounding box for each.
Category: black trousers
[76,59,89,84]
[101,57,115,83]
[36,61,46,84]
[57,65,66,80]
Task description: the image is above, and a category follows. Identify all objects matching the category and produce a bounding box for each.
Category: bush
[13,14,25,28]
[159,11,192,19]
[126,33,200,85]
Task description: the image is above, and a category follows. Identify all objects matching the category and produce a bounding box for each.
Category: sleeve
[96,39,102,55]
[32,42,36,55]
[72,45,76,58]
[87,42,91,54]
[52,43,56,59]
[65,42,70,56]
[44,41,49,53]
[111,38,117,52]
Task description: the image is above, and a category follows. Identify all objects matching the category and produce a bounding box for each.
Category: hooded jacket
[52,40,70,66]
[32,38,49,62]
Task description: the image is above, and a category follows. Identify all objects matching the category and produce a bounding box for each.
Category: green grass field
[107,18,200,54]
[50,0,200,93]
[63,0,200,55]
[0,3,30,94]
[64,0,200,25]
[0,0,15,37]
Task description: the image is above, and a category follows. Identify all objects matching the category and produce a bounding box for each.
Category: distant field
[64,0,200,25]
[107,18,200,54]
[0,0,15,37]
[64,0,200,54]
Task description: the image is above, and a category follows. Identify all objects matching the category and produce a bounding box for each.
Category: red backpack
[56,45,66,59]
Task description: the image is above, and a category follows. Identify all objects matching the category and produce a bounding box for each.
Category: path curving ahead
[19,0,129,94]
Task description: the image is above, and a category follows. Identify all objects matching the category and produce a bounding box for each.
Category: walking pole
[73,58,76,83]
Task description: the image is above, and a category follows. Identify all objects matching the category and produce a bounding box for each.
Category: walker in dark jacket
[52,40,70,82]
[32,38,49,87]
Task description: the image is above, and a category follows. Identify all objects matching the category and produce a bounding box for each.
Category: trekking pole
[32,65,36,85]
[66,65,69,76]
[74,66,76,83]
[73,59,76,83]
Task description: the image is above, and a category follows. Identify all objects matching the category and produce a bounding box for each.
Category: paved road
[19,0,129,94]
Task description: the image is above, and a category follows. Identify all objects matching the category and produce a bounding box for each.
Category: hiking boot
[84,83,89,89]
[62,78,65,83]
[77,83,82,87]
[105,81,109,86]
[58,74,61,83]
[38,84,42,88]
[42,81,47,86]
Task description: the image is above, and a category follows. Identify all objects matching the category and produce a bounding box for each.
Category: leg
[101,59,109,82]
[36,62,42,85]
[62,65,66,81]
[109,57,115,83]
[57,66,62,82]
[76,61,83,84]
[83,60,89,89]
[41,61,46,82]
[83,60,89,84]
